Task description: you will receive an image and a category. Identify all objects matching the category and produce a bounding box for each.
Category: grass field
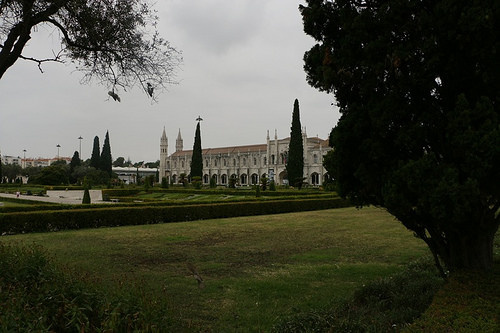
[0,206,431,331]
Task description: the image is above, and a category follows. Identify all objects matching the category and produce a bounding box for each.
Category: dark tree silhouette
[286,99,304,189]
[301,0,500,272]
[0,0,181,99]
[90,136,100,169]
[69,150,80,183]
[100,131,112,176]
[190,121,203,180]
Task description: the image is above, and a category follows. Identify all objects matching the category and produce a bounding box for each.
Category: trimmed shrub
[0,198,352,235]
[82,188,91,204]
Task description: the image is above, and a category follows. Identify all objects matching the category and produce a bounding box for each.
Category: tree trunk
[446,230,496,271]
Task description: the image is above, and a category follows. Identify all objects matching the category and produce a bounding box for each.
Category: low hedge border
[102,188,326,197]
[1,194,338,213]
[0,198,352,235]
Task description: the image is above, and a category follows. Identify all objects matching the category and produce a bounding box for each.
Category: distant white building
[159,128,332,187]
[1,154,71,168]
[113,167,158,184]
[1,155,21,166]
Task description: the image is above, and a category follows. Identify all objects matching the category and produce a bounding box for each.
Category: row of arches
[169,172,329,186]
[166,153,324,171]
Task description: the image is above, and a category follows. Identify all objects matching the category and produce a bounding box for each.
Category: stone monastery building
[159,128,332,187]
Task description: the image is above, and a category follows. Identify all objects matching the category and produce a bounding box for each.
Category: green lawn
[1,206,429,331]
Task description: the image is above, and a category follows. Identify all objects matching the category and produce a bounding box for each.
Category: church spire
[160,127,168,156]
[161,127,168,142]
[176,128,183,152]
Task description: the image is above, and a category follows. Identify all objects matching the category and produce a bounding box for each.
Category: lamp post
[56,144,61,160]
[78,136,83,161]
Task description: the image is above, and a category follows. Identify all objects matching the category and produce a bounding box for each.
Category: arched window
[313,154,318,164]
[243,158,246,166]
[203,174,209,183]
[221,174,227,184]
[271,155,275,164]
[253,157,257,165]
[215,159,218,167]
[174,161,177,168]
[311,173,319,185]
[181,160,184,168]
[251,173,259,185]
[224,159,227,166]
[233,159,236,166]
[240,174,247,185]
[264,156,267,165]
[205,160,209,167]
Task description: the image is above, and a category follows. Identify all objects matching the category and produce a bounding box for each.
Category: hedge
[1,194,338,214]
[102,188,325,197]
[0,198,352,235]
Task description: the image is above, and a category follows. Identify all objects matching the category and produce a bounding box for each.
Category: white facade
[113,167,158,184]
[159,128,332,187]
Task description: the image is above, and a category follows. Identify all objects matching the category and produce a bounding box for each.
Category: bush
[269,180,276,191]
[272,259,443,332]
[407,263,500,333]
[82,188,91,204]
[0,243,168,331]
[161,177,169,189]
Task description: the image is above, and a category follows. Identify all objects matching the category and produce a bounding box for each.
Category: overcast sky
[0,0,339,163]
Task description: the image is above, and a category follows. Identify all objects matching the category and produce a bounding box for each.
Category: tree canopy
[0,0,181,99]
[301,0,500,272]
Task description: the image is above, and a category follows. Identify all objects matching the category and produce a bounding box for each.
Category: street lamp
[56,144,61,160]
[78,136,83,160]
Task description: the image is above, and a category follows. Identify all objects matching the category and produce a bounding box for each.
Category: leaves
[0,0,181,99]
[301,0,500,270]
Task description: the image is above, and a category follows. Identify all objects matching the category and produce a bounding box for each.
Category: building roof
[170,143,268,157]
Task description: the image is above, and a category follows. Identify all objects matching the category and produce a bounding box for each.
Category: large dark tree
[100,131,112,176]
[286,99,304,189]
[90,136,100,169]
[0,0,181,99]
[190,121,203,180]
[301,0,500,272]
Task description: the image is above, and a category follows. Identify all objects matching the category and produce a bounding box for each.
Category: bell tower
[159,127,168,178]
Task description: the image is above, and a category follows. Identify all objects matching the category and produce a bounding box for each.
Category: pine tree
[100,131,113,176]
[90,136,100,169]
[190,122,203,179]
[286,99,304,189]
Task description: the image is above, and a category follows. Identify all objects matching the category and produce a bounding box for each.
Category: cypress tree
[69,151,81,184]
[90,136,100,169]
[82,188,91,204]
[100,131,113,176]
[190,122,203,179]
[286,99,304,189]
